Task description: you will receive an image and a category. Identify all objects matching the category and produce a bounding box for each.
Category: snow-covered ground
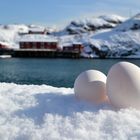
[0,82,140,140]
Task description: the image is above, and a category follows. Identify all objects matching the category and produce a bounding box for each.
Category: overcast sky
[0,0,140,26]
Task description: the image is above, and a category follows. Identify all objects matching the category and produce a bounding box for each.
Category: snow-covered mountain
[87,14,140,58]
[54,15,125,35]
[0,14,140,58]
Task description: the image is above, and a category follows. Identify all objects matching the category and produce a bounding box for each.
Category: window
[41,42,44,49]
[33,42,36,49]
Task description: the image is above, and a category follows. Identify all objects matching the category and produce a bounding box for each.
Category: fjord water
[0,58,139,87]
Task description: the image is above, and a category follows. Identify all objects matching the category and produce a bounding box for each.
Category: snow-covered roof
[62,42,82,48]
[0,41,10,47]
[29,27,46,32]
[19,34,58,42]
[62,42,73,47]
[73,42,82,45]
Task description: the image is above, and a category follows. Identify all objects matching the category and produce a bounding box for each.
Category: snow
[115,13,140,31]
[55,14,125,36]
[88,14,140,58]
[0,55,12,58]
[72,18,110,28]
[99,15,126,23]
[0,41,11,47]
[19,34,58,42]
[29,27,45,32]
[0,24,29,49]
[0,24,57,49]
[1,82,140,140]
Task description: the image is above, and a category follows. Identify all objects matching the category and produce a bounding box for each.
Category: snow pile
[0,83,140,140]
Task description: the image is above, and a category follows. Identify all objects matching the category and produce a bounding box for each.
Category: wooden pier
[11,49,81,58]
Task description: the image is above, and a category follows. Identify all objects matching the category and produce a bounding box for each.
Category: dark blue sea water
[0,58,139,87]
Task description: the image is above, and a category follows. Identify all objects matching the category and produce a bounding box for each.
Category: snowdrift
[0,83,140,140]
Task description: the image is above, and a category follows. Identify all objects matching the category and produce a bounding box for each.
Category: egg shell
[107,62,140,109]
[74,70,107,104]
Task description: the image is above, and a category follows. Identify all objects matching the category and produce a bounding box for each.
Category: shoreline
[0,49,140,59]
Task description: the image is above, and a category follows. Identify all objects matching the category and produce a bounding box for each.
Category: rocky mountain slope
[87,13,140,58]
[54,15,125,35]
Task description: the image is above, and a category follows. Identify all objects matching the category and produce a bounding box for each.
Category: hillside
[0,24,56,48]
[87,14,140,58]
[54,15,125,35]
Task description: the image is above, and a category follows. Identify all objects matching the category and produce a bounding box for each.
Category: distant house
[19,35,58,50]
[63,43,84,53]
[0,42,10,49]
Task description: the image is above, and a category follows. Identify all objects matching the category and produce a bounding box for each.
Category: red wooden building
[19,35,58,50]
[63,43,84,53]
[0,42,10,49]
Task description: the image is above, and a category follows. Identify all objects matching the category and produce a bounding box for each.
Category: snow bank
[0,83,140,140]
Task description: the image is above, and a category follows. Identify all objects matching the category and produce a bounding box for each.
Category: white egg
[107,62,140,109]
[74,70,108,104]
